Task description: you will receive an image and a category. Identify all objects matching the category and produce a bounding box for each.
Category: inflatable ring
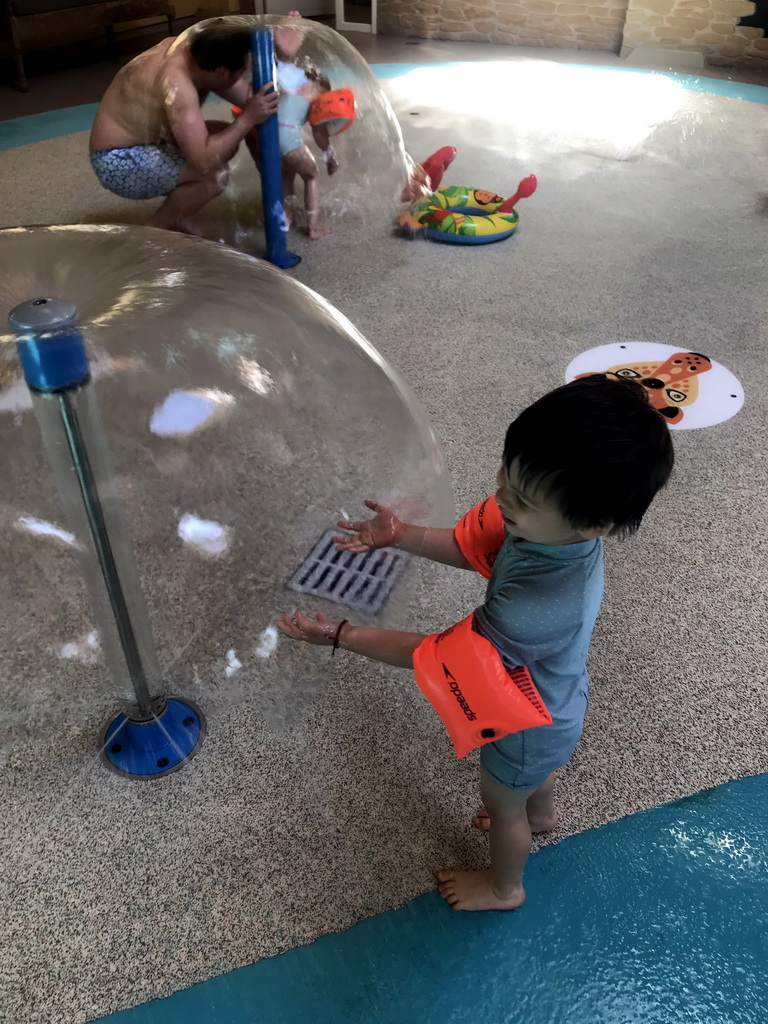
[399,186,519,245]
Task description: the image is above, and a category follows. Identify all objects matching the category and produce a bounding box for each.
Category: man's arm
[165,76,276,175]
[216,77,252,108]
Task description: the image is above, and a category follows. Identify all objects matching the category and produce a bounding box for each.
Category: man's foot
[435,869,525,912]
[173,218,205,237]
[474,806,559,834]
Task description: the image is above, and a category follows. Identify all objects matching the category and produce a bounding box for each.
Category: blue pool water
[100,773,767,1024]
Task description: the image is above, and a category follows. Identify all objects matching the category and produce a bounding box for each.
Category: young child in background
[273,11,338,239]
[277,375,674,912]
[274,59,338,239]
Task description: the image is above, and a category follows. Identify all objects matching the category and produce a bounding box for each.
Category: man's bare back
[90,35,205,152]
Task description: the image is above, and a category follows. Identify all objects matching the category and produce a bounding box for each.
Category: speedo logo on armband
[477,497,488,530]
[485,548,500,571]
[508,664,547,716]
[441,663,477,721]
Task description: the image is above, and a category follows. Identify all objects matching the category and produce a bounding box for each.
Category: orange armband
[454,496,506,579]
[308,89,356,136]
[231,104,258,141]
[413,614,552,758]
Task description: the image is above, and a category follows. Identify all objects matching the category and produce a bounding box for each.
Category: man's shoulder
[157,57,200,111]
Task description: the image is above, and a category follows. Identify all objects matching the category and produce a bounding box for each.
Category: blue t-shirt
[474,535,604,789]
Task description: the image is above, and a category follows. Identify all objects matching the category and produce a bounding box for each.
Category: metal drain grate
[286,530,411,615]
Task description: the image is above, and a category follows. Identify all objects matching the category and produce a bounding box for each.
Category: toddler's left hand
[276,610,343,646]
[326,155,338,175]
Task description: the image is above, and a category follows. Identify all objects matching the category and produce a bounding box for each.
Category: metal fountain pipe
[10,297,163,721]
[10,296,205,778]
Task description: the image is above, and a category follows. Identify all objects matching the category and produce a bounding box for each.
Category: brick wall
[621,0,766,67]
[377,0,767,67]
[378,0,629,54]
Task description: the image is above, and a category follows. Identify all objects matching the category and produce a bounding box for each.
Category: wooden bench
[1,0,175,90]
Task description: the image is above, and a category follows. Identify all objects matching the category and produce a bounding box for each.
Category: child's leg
[281,167,298,226]
[525,771,558,832]
[474,771,558,833]
[243,134,297,228]
[282,167,296,200]
[437,771,549,912]
[283,146,329,239]
[303,173,326,239]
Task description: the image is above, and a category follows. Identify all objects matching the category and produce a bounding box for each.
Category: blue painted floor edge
[369,59,768,106]
[2,60,767,151]
[96,772,768,1024]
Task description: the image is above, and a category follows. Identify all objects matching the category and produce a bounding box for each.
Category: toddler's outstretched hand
[335,499,403,552]
[276,610,342,646]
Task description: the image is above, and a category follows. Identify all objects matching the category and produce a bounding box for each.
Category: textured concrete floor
[1,43,767,1024]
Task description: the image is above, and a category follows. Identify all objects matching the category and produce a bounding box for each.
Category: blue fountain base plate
[101,697,205,779]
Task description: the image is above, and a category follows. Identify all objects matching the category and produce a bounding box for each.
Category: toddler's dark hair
[503,374,674,535]
[190,21,251,73]
[302,58,331,92]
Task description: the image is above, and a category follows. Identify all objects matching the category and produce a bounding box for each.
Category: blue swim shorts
[90,144,185,200]
[480,708,586,792]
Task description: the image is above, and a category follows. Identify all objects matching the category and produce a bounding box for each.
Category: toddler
[278,375,674,911]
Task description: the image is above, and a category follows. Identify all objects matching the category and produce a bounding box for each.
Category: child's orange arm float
[413,614,551,758]
[453,494,506,579]
[412,495,549,757]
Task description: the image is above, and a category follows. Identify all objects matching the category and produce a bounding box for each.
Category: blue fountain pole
[252,27,300,269]
[10,297,205,779]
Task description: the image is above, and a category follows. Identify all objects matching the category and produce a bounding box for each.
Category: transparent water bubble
[0,224,454,753]
[185,14,420,246]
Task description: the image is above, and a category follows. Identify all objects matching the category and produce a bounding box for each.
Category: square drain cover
[287,529,410,615]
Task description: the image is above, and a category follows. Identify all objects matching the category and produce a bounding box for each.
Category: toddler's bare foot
[474,807,490,831]
[307,223,331,239]
[436,869,525,912]
[474,806,559,834]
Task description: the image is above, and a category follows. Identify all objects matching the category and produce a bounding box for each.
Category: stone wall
[378,0,629,54]
[377,0,768,67]
[621,0,766,67]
